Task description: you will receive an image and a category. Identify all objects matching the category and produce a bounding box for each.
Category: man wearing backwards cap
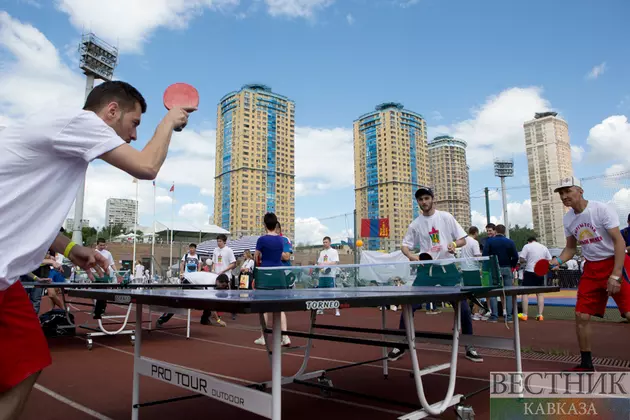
[387,186,483,363]
[552,176,630,372]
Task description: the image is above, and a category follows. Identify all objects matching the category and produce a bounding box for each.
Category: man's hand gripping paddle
[163,83,199,132]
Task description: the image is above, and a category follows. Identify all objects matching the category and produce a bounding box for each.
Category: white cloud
[396,0,420,7]
[295,126,354,196]
[430,111,443,121]
[294,217,351,245]
[178,202,211,226]
[605,164,628,177]
[55,0,239,53]
[0,12,84,120]
[571,145,585,163]
[264,0,334,18]
[586,115,630,166]
[470,199,533,229]
[610,189,630,222]
[430,87,552,170]
[586,62,607,80]
[346,13,355,25]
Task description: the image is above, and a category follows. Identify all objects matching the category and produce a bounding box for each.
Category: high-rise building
[354,103,429,251]
[65,218,90,231]
[105,198,137,228]
[523,112,573,248]
[214,84,295,239]
[428,136,471,229]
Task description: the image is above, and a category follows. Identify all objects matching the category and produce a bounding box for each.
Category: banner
[360,218,390,238]
[359,250,414,285]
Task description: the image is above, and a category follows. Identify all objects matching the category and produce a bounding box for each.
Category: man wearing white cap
[553,176,630,372]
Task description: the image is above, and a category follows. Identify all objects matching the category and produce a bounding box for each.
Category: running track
[20,299,629,420]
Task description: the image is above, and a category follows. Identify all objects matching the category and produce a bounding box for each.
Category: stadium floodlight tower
[494,158,514,238]
[72,33,119,245]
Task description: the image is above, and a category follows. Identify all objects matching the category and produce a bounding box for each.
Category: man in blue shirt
[276,222,296,288]
[621,213,630,253]
[482,224,519,322]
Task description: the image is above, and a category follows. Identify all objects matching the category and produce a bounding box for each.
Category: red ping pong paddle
[163,83,199,132]
[533,259,551,276]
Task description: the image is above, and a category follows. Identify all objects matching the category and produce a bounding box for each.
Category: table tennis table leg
[187,309,191,339]
[512,294,524,397]
[271,312,282,420]
[381,306,389,379]
[402,301,461,417]
[132,303,143,420]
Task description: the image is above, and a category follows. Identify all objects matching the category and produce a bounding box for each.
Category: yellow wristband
[64,241,77,258]
[452,241,457,249]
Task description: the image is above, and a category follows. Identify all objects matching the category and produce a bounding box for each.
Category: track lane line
[34,384,114,420]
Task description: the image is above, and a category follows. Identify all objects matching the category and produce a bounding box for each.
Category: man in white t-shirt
[211,234,237,283]
[519,237,552,321]
[317,236,340,316]
[388,186,483,363]
[95,238,118,279]
[0,80,192,418]
[460,226,490,320]
[552,177,630,372]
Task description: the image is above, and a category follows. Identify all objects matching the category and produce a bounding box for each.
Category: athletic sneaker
[564,365,595,373]
[335,309,340,317]
[536,315,544,321]
[254,336,265,346]
[282,335,291,347]
[518,313,528,321]
[465,347,483,363]
[387,347,406,361]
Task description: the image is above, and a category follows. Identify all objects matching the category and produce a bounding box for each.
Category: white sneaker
[281,335,291,347]
[254,336,265,346]
[317,309,324,315]
[335,309,340,317]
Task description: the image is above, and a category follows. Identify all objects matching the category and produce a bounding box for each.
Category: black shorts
[523,271,545,287]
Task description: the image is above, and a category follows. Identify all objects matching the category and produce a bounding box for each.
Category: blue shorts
[318,277,335,288]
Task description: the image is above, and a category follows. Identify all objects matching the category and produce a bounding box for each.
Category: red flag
[169,183,174,192]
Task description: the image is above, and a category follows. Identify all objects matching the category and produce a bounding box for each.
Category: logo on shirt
[573,223,603,246]
[323,255,328,262]
[218,255,223,263]
[429,227,440,245]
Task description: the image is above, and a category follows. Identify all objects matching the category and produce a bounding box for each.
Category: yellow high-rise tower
[214,84,295,239]
[354,103,429,251]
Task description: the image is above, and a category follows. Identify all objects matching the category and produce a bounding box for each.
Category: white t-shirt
[563,201,620,262]
[566,259,579,270]
[212,246,236,278]
[402,210,467,261]
[318,248,340,277]
[520,241,552,273]
[0,111,125,291]
[181,253,200,273]
[96,249,116,276]
[242,258,255,272]
[460,236,482,270]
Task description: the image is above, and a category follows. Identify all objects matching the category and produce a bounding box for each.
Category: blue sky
[2,0,630,244]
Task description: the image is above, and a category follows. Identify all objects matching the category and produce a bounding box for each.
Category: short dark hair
[97,238,106,244]
[189,243,197,248]
[323,236,331,242]
[495,224,506,235]
[217,234,227,242]
[485,223,496,230]
[627,213,630,222]
[276,221,282,230]
[527,237,537,243]
[83,81,147,114]
[264,213,278,231]
[216,274,230,290]
[468,226,479,235]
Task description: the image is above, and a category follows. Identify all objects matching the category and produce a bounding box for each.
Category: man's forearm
[50,232,72,256]
[401,246,415,259]
[557,248,577,265]
[612,237,626,277]
[138,120,175,177]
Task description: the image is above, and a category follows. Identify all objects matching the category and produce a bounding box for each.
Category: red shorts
[0,282,52,393]
[577,255,630,318]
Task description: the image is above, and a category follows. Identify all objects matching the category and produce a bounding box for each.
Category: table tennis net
[251,256,504,289]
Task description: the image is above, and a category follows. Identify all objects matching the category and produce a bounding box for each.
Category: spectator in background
[519,237,551,321]
[482,224,519,323]
[211,235,237,289]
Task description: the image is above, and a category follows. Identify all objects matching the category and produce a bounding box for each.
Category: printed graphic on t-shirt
[573,223,603,246]
[218,255,223,263]
[323,255,328,262]
[184,255,198,272]
[429,227,441,252]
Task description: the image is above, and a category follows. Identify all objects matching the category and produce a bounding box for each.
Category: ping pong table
[21,282,206,349]
[67,283,559,420]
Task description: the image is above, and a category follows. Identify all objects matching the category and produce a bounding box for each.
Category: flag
[152,180,155,187]
[169,183,174,192]
[360,218,390,238]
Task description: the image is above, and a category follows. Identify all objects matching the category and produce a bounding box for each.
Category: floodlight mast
[71,33,119,245]
[494,159,514,238]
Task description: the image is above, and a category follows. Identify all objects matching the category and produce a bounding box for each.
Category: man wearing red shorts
[552,177,630,372]
[0,81,192,419]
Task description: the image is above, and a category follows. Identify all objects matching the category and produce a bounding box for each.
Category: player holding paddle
[550,177,630,372]
[0,80,196,419]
